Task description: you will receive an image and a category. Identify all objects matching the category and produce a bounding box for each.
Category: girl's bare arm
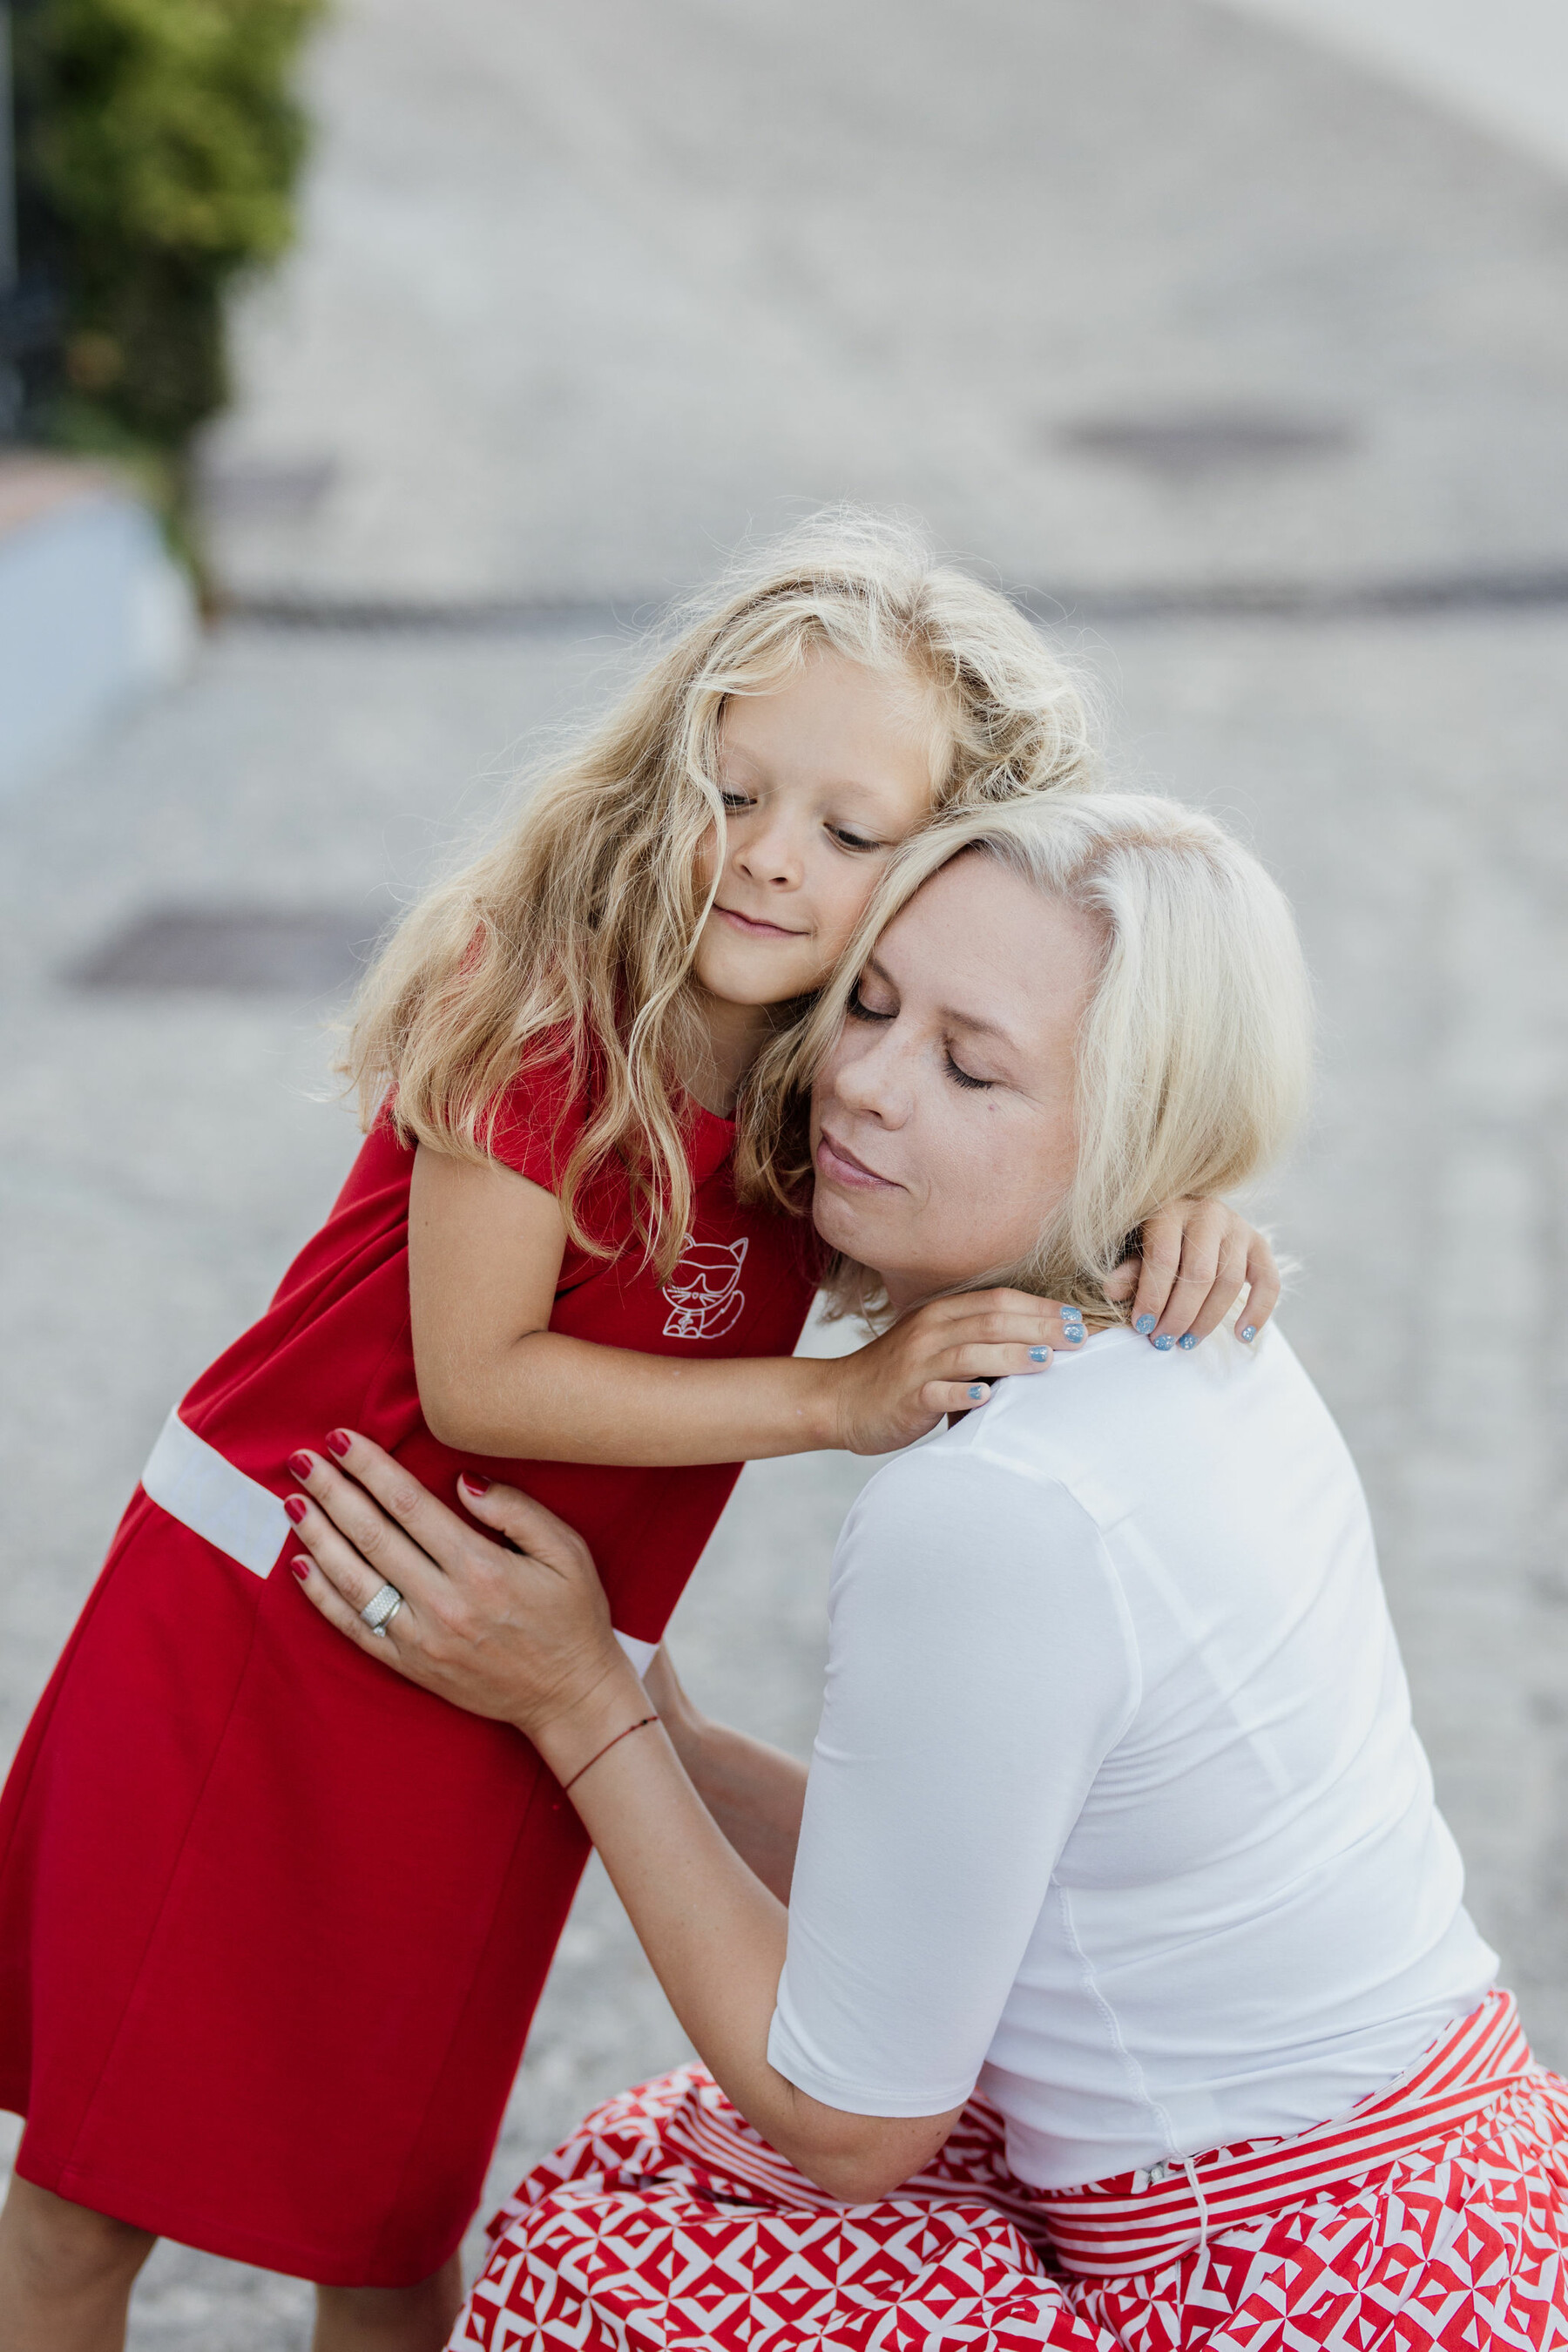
[409,1146,1069,1463]
[409,1146,1281,1467]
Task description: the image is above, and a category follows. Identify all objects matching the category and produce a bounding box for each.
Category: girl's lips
[816,1130,900,1191]
[713,905,805,941]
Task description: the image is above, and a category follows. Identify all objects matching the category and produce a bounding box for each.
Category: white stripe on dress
[140,1406,661,1679]
[141,1408,289,1579]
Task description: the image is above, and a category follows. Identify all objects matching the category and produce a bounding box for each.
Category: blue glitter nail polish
[1135,1314,1156,1335]
[968,1383,986,1400]
[1029,1346,1051,1362]
[1152,1334,1174,1351]
[1178,1333,1198,1349]
[1240,1325,1257,1343]
[1065,1328,1085,1343]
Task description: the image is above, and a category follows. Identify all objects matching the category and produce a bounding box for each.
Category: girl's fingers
[1102,1257,1140,1303]
[1237,1236,1281,1342]
[1126,1206,1195,1336]
[923,1380,1001,1416]
[936,1343,1056,1389]
[941,1305,1082,1352]
[922,1288,1071,1334]
[1180,1231,1250,1343]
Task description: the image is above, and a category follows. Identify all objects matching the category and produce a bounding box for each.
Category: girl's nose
[733,817,804,889]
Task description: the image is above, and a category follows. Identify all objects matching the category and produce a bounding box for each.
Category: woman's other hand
[1105,1200,1281,1350]
[283,1431,636,1747]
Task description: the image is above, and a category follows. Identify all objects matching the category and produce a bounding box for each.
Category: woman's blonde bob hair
[344,509,1097,1276]
[769,792,1314,1320]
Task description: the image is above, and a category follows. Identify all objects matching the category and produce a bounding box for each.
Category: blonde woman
[0,524,1272,2352]
[288,795,1565,2351]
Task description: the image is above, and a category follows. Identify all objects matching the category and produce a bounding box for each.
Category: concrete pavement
[0,603,1563,2346]
[202,0,1568,610]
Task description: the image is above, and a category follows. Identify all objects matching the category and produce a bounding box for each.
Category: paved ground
[3,0,1567,2343]
[2,607,1564,2346]
[1219,0,1568,178]
[202,0,1568,609]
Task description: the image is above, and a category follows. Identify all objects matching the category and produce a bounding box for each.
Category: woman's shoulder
[865,1321,1329,1538]
[841,1414,1113,1579]
[828,1418,1142,1713]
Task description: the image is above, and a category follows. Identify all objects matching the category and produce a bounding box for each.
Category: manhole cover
[1058,409,1355,477]
[68,904,392,996]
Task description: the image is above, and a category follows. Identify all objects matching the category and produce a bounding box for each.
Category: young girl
[0,515,1276,2352]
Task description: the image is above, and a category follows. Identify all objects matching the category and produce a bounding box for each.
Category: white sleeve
[767,1441,1139,2117]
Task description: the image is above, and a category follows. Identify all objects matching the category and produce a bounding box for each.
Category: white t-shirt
[767,1326,1497,2189]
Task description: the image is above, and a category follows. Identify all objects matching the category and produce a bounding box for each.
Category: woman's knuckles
[383,1475,427,1522]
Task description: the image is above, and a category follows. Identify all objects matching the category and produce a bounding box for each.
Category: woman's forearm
[536,1670,956,2200]
[283,1432,961,2203]
[652,1686,808,1903]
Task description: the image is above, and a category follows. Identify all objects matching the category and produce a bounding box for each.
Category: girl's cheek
[824,868,886,956]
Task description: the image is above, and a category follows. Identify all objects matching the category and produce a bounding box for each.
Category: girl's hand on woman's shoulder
[827,1290,1078,1453]
[1106,1200,1281,1351]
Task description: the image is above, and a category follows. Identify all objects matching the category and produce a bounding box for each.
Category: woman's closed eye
[944,1046,993,1091]
[847,980,895,1022]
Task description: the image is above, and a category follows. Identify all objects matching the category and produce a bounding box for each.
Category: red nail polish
[288,1451,314,1482]
[290,1558,310,1583]
[325,1429,352,1458]
[284,1495,308,1524]
[459,1472,491,1496]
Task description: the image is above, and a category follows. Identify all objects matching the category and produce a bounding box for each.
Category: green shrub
[15,0,322,456]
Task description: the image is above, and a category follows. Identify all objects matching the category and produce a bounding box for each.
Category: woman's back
[769,1327,1497,2188]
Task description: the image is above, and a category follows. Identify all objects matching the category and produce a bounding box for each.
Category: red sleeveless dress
[0,1058,819,2287]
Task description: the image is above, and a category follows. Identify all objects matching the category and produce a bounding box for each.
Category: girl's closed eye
[829,823,885,854]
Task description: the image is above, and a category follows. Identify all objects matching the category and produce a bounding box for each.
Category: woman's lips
[816,1130,900,1191]
[713,905,805,941]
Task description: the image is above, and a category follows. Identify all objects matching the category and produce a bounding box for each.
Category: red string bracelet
[561,1713,659,1795]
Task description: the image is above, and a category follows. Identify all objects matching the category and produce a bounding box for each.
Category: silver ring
[361,1581,404,1636]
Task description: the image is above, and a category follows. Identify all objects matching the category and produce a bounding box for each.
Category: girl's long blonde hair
[345,509,1098,1277]
[768,793,1314,1321]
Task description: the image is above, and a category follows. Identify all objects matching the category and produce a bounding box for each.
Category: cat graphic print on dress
[661,1237,748,1340]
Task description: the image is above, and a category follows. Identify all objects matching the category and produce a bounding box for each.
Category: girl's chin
[694,952,814,1008]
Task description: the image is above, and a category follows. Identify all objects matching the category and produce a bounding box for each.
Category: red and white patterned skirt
[451,1990,1568,2349]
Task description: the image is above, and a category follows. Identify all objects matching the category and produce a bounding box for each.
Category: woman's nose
[830,1027,912,1125]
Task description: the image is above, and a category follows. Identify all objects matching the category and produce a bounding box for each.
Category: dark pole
[0,3,18,433]
[0,0,64,436]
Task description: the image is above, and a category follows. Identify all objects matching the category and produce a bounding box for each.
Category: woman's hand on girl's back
[283,1431,633,1743]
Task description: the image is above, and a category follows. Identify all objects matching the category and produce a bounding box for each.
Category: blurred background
[2,2,1566,2342]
